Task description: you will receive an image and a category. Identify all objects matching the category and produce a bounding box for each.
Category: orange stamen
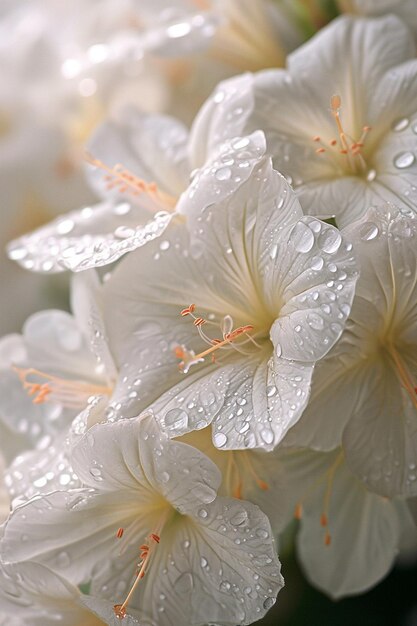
[294,503,303,520]
[116,528,124,539]
[85,152,176,210]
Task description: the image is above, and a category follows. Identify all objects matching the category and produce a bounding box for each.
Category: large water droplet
[231,509,249,526]
[360,222,379,241]
[318,228,342,254]
[213,432,227,448]
[289,222,315,253]
[394,151,415,169]
[391,117,409,132]
[164,408,188,432]
[263,597,276,610]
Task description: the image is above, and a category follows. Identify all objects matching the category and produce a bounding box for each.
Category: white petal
[93,497,283,626]
[86,110,189,199]
[7,200,173,273]
[295,451,400,598]
[269,216,358,362]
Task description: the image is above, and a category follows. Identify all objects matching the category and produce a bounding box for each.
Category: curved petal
[296,453,400,599]
[7,200,174,273]
[93,496,283,626]
[86,109,190,199]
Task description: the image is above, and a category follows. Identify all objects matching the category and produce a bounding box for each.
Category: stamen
[13,366,112,409]
[113,530,162,619]
[176,305,256,372]
[226,451,269,500]
[294,503,303,520]
[85,152,177,210]
[116,528,124,539]
[313,95,372,176]
[388,345,417,412]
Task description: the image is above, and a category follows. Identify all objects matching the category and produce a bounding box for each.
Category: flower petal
[7,200,174,273]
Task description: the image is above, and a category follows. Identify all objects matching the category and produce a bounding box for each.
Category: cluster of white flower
[1,1,417,625]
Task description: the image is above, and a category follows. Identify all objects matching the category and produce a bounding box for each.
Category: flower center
[175,304,260,373]
[14,367,112,409]
[294,451,344,547]
[85,152,177,211]
[313,95,374,179]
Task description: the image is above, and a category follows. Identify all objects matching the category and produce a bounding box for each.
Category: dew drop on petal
[263,597,276,610]
[391,117,409,132]
[213,432,227,448]
[266,385,277,397]
[215,167,232,181]
[310,255,324,270]
[289,222,315,253]
[307,313,324,330]
[366,169,376,182]
[164,408,189,432]
[360,222,379,241]
[317,229,342,254]
[394,151,415,169]
[198,508,208,519]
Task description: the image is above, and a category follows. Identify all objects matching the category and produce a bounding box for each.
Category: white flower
[1,415,283,625]
[275,447,413,599]
[100,153,358,450]
[0,559,108,626]
[0,271,115,468]
[7,122,267,273]
[285,205,417,498]
[191,15,417,228]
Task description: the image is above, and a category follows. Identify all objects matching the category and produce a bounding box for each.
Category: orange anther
[150,533,160,543]
[331,94,341,111]
[257,479,269,491]
[233,482,243,499]
[315,148,326,154]
[313,135,321,142]
[320,513,328,527]
[174,346,185,359]
[294,503,303,520]
[330,139,337,146]
[193,317,206,327]
[325,531,331,546]
[113,604,127,619]
[180,304,196,316]
[116,528,124,539]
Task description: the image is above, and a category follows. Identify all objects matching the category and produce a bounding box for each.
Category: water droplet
[231,510,248,526]
[263,597,276,610]
[200,556,208,568]
[198,508,208,519]
[275,343,282,358]
[57,552,71,568]
[256,528,269,539]
[232,137,250,150]
[161,471,170,483]
[394,151,415,169]
[270,243,278,260]
[360,222,379,241]
[392,117,409,132]
[164,408,189,432]
[266,385,277,397]
[318,229,342,254]
[89,467,103,480]
[219,580,231,592]
[260,429,274,445]
[307,313,324,330]
[213,432,227,448]
[215,167,232,181]
[366,169,376,182]
[159,240,170,251]
[310,255,324,271]
[56,219,74,235]
[289,222,315,253]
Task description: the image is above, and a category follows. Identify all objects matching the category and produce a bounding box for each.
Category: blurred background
[1,1,416,624]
